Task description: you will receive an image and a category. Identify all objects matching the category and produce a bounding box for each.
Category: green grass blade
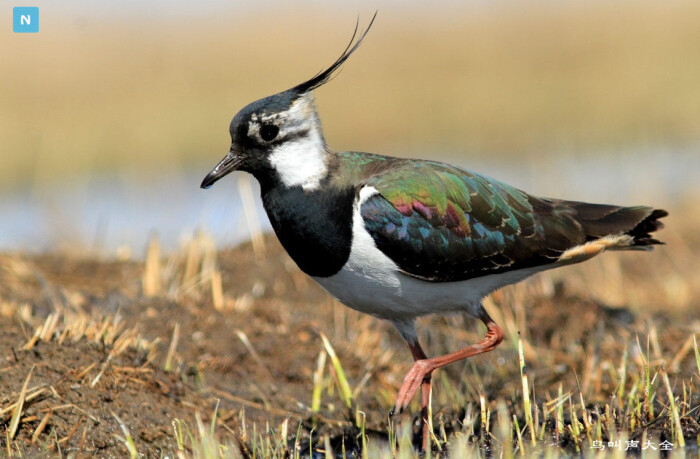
[320,332,354,411]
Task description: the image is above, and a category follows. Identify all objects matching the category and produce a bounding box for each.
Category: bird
[201,17,667,451]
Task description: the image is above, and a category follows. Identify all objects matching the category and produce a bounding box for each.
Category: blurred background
[3,0,699,256]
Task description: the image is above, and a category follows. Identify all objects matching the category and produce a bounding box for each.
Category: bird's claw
[392,360,434,416]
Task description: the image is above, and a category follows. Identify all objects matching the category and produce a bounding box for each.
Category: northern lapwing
[201,18,667,450]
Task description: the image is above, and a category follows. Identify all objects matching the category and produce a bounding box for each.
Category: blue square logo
[13,7,39,33]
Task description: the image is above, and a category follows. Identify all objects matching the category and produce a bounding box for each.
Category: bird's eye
[260,124,279,142]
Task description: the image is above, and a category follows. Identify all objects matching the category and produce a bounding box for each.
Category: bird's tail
[624,208,668,246]
[568,202,668,248]
[554,203,667,264]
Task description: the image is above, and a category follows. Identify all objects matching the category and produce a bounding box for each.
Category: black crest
[291,13,377,95]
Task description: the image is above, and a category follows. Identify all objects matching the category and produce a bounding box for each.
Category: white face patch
[268,95,328,191]
[269,132,326,190]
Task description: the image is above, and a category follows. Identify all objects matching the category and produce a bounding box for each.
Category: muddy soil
[0,235,698,457]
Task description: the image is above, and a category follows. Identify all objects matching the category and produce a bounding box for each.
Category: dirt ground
[1,229,699,457]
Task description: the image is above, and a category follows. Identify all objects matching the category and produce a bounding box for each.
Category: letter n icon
[13,7,39,33]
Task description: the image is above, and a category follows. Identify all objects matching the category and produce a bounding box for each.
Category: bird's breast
[262,185,356,277]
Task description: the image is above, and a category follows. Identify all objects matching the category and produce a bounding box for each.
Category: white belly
[312,186,546,322]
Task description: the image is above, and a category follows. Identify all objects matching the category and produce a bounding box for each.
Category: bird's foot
[391,359,435,415]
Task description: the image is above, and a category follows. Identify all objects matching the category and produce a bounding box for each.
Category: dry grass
[3,1,700,192]
[171,197,699,457]
[0,194,698,456]
[0,298,160,453]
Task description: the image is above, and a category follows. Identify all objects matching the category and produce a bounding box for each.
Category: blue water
[1,147,697,256]
[0,169,268,254]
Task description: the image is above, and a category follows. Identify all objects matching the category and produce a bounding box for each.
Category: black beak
[201,151,243,189]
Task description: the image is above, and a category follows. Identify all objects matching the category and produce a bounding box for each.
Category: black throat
[261,182,357,277]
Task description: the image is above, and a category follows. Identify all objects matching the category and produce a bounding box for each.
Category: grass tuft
[9,365,34,440]
[517,332,535,447]
[320,332,355,414]
[112,411,138,458]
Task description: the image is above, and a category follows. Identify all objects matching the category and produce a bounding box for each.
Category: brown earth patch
[1,233,698,456]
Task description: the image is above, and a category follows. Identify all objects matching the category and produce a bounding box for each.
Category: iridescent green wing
[361,161,583,281]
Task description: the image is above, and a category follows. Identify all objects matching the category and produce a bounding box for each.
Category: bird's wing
[361,161,587,282]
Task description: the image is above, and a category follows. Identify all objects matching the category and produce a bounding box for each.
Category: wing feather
[361,162,580,281]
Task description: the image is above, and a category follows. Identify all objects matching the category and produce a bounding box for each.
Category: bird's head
[201,15,375,192]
